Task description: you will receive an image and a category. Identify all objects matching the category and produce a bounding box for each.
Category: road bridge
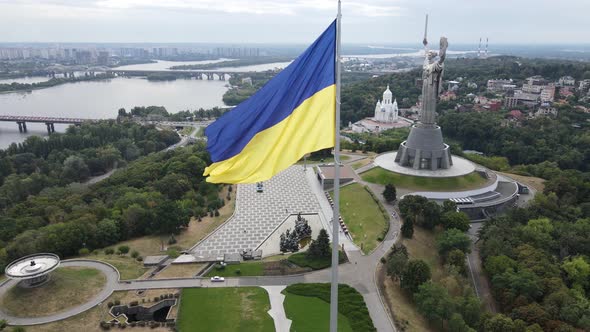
[0,115,97,133]
[106,69,239,81]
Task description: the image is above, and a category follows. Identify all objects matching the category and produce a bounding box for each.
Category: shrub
[131,251,140,259]
[118,245,130,255]
[78,248,90,256]
[136,256,143,262]
[235,269,241,275]
[107,302,114,308]
[114,300,121,306]
[168,235,177,245]
[153,297,159,302]
[130,301,138,306]
[105,248,115,255]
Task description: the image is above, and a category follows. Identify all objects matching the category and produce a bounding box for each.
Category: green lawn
[297,154,350,165]
[333,183,388,253]
[283,283,376,332]
[361,167,487,191]
[284,293,353,332]
[177,287,274,332]
[0,267,106,318]
[205,261,264,277]
[287,251,346,270]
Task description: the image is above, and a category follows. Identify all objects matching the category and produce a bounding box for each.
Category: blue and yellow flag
[203,21,336,183]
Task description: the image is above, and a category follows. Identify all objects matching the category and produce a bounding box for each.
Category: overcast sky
[0,0,588,44]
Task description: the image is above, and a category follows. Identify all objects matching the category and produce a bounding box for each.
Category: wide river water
[0,60,290,148]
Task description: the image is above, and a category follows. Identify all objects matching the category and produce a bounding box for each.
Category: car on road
[210,276,225,282]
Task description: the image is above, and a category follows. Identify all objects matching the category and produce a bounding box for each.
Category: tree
[294,215,312,240]
[447,249,467,274]
[386,245,409,281]
[437,229,471,256]
[61,155,90,183]
[448,313,476,332]
[104,248,115,255]
[441,211,471,232]
[442,200,458,214]
[561,256,590,289]
[421,201,441,230]
[414,282,454,327]
[118,245,130,255]
[307,229,330,258]
[382,183,397,203]
[483,314,527,332]
[401,218,414,238]
[401,259,431,293]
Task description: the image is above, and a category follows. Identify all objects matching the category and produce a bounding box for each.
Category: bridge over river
[106,69,250,81]
[0,115,97,133]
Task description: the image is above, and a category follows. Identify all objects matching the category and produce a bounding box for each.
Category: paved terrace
[190,165,322,257]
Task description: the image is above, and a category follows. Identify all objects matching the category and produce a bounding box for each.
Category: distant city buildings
[215,47,260,57]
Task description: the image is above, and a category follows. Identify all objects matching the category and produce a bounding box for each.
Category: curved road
[0,154,401,331]
[0,260,120,326]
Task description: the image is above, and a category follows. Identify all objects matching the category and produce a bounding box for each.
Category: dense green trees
[0,121,179,211]
[0,140,218,273]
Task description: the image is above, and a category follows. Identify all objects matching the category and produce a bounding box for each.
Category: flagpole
[330,1,342,332]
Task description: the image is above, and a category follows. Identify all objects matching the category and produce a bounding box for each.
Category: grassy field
[287,251,345,270]
[361,167,487,191]
[177,287,274,332]
[283,283,375,332]
[155,263,206,279]
[334,183,388,253]
[179,126,195,136]
[297,154,350,165]
[93,254,148,280]
[351,158,373,170]
[0,267,106,318]
[26,290,174,332]
[205,261,264,277]
[284,293,353,332]
[499,171,545,192]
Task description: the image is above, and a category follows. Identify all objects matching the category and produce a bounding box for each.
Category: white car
[210,276,225,282]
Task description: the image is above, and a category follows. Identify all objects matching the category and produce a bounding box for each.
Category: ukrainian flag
[203,21,336,183]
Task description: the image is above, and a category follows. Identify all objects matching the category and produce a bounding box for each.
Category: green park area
[0,267,106,318]
[205,252,345,277]
[361,167,487,191]
[335,183,389,253]
[283,283,375,332]
[177,287,274,332]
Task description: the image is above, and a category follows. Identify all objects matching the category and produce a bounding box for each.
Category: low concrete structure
[375,152,475,178]
[4,253,60,288]
[143,255,168,267]
[316,164,355,190]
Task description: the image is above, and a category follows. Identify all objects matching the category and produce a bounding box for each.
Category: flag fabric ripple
[203,20,336,183]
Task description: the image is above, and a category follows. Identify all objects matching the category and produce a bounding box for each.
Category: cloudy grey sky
[0,0,587,44]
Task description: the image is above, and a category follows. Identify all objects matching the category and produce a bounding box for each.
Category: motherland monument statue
[395,15,453,170]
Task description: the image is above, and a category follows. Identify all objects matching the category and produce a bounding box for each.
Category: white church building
[350,85,412,133]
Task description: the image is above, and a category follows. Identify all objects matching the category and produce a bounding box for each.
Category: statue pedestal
[394,124,452,170]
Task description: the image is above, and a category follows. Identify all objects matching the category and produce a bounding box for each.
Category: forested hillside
[0,143,222,273]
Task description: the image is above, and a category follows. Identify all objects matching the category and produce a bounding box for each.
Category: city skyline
[1,0,588,45]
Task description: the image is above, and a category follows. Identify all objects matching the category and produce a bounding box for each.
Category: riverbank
[0,74,115,94]
[170,56,293,70]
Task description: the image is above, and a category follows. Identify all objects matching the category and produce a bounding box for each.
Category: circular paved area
[374,152,475,178]
[0,259,120,326]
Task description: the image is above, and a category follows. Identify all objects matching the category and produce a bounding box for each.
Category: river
[0,59,292,149]
[0,77,228,148]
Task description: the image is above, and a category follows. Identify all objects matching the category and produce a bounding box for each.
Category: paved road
[0,162,401,331]
[0,260,120,326]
